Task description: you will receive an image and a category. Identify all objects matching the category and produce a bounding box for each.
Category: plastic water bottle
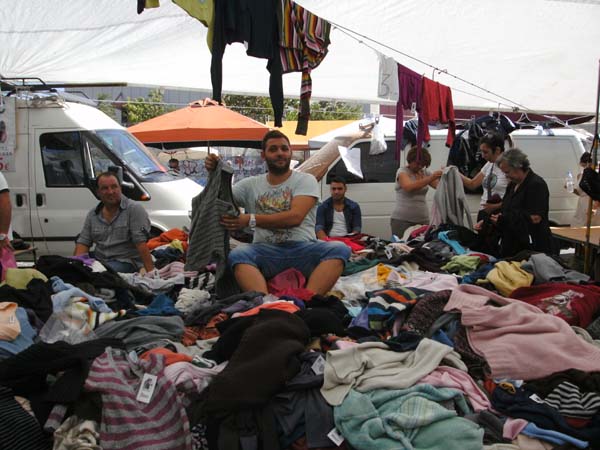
[566,171,574,193]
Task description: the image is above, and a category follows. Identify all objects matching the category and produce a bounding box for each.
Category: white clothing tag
[410,102,417,114]
[128,350,139,364]
[311,356,326,375]
[529,393,544,404]
[384,247,393,259]
[136,373,158,404]
[327,428,345,446]
[8,315,15,324]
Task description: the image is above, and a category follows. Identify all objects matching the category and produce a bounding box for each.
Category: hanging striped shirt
[84,347,192,450]
[279,0,332,135]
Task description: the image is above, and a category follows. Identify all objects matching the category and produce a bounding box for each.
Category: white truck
[298,127,592,239]
[0,84,201,256]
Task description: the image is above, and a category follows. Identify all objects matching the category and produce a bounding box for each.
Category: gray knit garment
[185,160,239,298]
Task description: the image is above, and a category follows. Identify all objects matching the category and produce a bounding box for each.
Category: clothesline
[330,23,530,112]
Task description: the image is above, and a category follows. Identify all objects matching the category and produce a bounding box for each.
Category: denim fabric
[228,240,350,280]
[315,197,362,235]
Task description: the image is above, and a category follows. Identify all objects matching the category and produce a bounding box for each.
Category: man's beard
[266,158,291,175]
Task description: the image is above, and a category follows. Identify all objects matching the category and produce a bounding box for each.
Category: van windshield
[93,129,173,181]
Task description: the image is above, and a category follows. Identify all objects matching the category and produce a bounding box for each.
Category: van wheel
[150,227,163,239]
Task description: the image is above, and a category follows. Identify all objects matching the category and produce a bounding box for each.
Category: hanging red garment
[420,77,456,148]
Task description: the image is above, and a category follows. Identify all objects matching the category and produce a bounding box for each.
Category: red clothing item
[140,347,192,366]
[510,283,600,328]
[324,236,366,252]
[268,268,306,296]
[420,77,456,148]
[235,301,300,317]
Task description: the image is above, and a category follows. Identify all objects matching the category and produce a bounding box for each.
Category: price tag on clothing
[327,428,345,446]
[136,373,158,404]
[410,102,417,114]
[128,350,139,364]
[384,247,393,259]
[529,393,544,404]
[311,355,326,375]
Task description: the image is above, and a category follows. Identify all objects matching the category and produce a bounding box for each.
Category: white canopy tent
[1,0,599,114]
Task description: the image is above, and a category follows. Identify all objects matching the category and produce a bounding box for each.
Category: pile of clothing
[1,223,600,450]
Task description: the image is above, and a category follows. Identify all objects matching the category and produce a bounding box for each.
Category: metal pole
[583,60,600,274]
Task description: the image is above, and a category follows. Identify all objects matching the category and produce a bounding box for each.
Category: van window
[326,140,398,184]
[83,134,114,177]
[94,130,165,178]
[40,132,85,187]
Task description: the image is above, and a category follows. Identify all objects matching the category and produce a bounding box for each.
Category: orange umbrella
[128,99,269,147]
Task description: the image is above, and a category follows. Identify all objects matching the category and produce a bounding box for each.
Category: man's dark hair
[330,176,347,186]
[96,171,120,188]
[168,158,179,165]
[261,129,290,151]
[97,171,119,183]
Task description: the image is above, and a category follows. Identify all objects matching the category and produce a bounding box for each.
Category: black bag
[579,167,600,201]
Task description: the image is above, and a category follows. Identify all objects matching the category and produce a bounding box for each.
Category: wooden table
[550,226,600,248]
[551,227,600,278]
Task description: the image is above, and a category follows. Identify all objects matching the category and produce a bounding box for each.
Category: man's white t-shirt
[480,161,509,206]
[233,171,320,244]
[329,210,348,237]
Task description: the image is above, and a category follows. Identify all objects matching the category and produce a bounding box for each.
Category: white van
[300,128,590,239]
[0,88,202,256]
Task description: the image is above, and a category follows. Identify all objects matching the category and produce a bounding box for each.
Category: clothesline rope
[330,23,531,112]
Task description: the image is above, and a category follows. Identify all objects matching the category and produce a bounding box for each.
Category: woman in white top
[460,132,509,222]
[390,147,442,238]
[570,152,600,226]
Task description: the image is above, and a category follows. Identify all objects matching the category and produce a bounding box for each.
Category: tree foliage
[222,94,363,123]
[123,89,174,126]
[96,93,117,120]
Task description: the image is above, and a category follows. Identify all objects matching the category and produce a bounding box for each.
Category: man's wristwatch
[249,214,256,230]
[0,233,7,241]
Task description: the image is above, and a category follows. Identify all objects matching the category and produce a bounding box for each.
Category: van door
[31,129,98,255]
[512,135,581,225]
[323,139,400,238]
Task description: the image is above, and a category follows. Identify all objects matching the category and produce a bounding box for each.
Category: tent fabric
[1,0,599,114]
[266,120,355,150]
[128,101,268,144]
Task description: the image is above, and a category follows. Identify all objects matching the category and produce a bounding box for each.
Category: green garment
[334,385,483,450]
[441,255,481,276]
[343,258,380,276]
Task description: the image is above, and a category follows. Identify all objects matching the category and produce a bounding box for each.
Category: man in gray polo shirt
[75,172,154,273]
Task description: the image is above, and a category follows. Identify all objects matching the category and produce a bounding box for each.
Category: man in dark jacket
[316,177,362,239]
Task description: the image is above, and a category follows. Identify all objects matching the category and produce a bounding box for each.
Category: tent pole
[583,59,600,275]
